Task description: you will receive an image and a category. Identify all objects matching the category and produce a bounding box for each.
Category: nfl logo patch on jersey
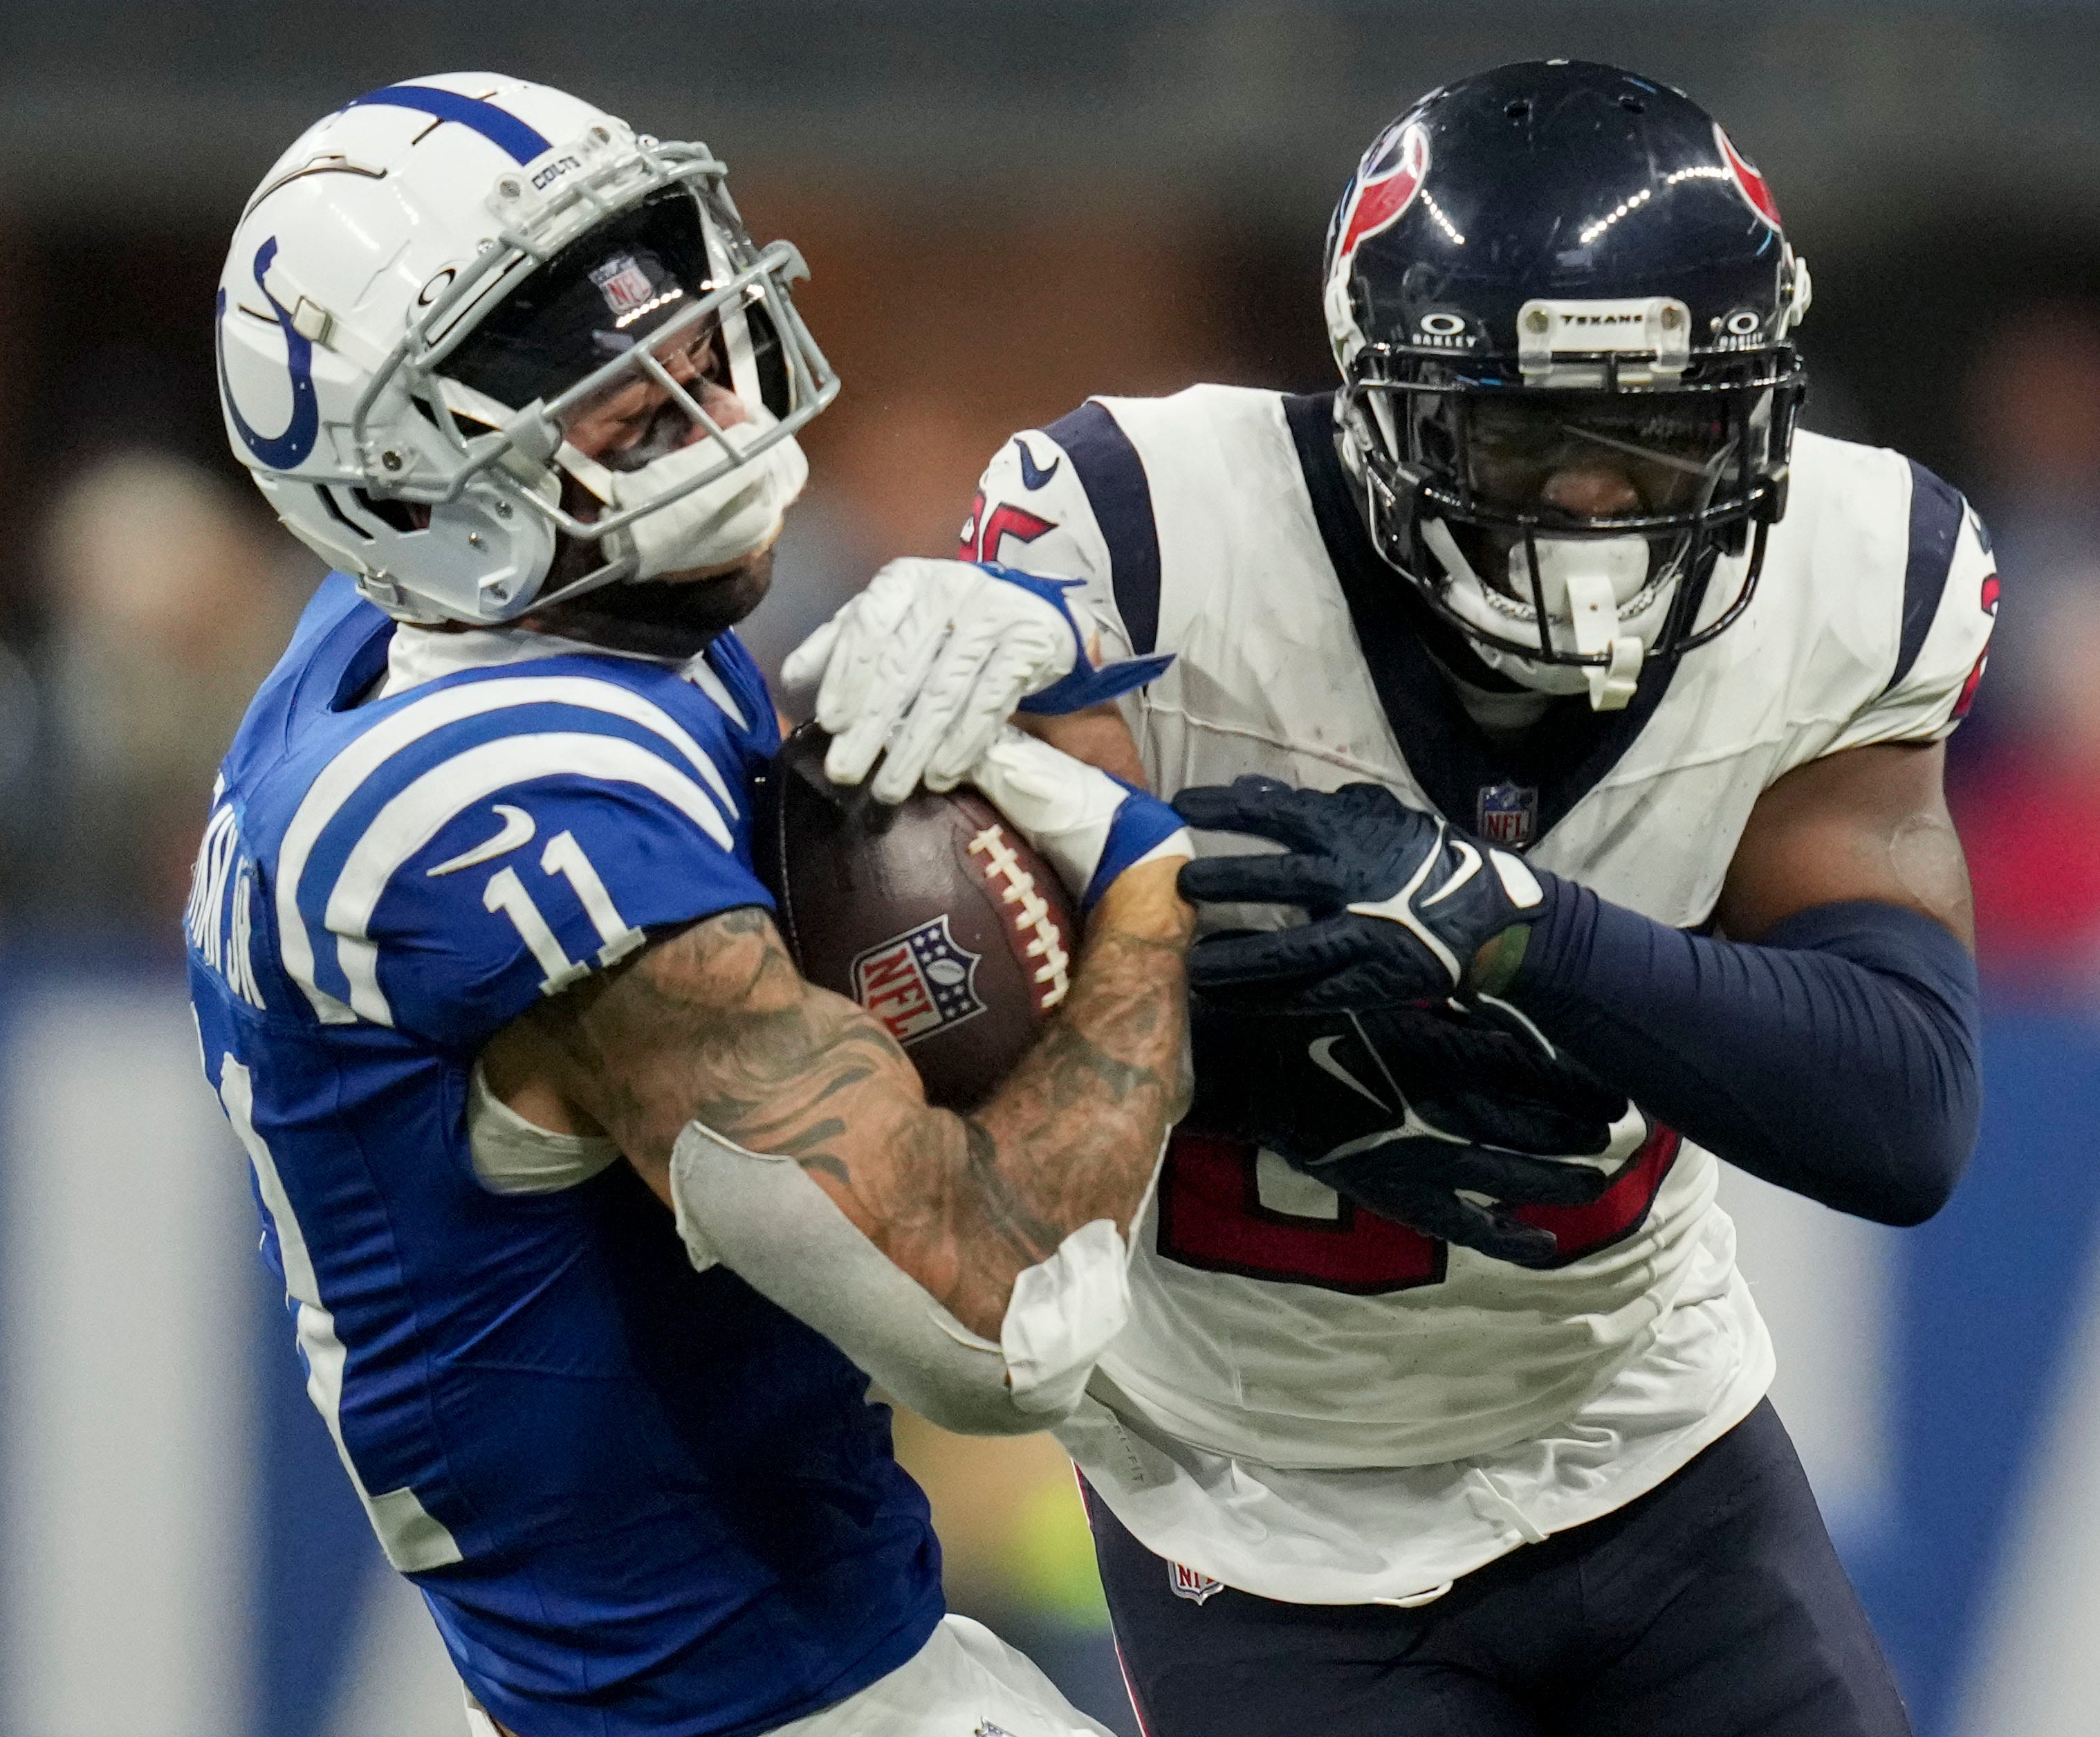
[589,252,658,316]
[1476,780,1538,849]
[850,917,986,1047]
[1168,1560,1225,1604]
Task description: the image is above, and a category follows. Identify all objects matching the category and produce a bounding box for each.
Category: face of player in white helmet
[434,185,811,652]
[517,318,786,654]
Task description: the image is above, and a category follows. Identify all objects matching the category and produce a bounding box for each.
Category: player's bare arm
[1715,738,1972,946]
[1013,700,1151,788]
[491,856,1192,1338]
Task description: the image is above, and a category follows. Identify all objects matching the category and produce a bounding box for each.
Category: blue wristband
[970,564,1175,715]
[1082,778,1187,912]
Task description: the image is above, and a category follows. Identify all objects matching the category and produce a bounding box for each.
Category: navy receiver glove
[1175,778,1550,1003]
[1188,992,1637,1267]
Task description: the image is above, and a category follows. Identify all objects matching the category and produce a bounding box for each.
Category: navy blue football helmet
[1323,61,1810,708]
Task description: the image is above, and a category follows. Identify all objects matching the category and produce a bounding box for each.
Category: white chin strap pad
[1507,535,1649,711]
[1428,517,1654,713]
[561,410,809,582]
[668,1121,1132,1435]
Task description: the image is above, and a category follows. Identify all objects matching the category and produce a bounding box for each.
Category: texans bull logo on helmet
[1716,122,1782,229]
[1333,121,1430,268]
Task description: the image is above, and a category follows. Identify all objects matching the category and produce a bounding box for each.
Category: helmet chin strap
[1507,536,1648,710]
[1420,517,1653,712]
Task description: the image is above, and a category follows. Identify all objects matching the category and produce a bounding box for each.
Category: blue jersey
[185,576,943,1735]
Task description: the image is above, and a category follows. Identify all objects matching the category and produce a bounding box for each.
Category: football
[754,724,1080,1112]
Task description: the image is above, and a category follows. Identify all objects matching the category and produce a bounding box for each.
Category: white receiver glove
[964,728,1190,912]
[782,557,1170,805]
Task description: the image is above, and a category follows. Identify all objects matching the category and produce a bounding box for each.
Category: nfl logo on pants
[1169,1560,1224,1605]
[1476,781,1538,849]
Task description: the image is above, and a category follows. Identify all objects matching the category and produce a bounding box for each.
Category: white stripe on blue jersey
[216,1054,461,1572]
[324,731,732,1027]
[277,673,735,1024]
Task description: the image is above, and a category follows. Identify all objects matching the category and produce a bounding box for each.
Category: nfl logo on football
[1476,781,1538,849]
[849,916,986,1047]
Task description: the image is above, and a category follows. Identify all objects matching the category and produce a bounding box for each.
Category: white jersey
[962,386,1996,1603]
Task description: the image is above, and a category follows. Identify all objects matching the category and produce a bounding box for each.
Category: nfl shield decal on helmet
[1476,781,1539,849]
[850,916,986,1047]
[1169,1560,1225,1604]
[589,252,658,316]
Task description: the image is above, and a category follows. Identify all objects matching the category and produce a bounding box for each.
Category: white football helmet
[214,73,836,625]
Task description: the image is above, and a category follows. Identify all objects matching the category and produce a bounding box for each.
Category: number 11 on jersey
[483,828,647,995]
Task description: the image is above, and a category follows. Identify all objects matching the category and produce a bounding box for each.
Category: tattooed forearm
[514,912,898,1213]
[937,887,1194,1324]
[958,1120,1069,1271]
[517,861,1192,1339]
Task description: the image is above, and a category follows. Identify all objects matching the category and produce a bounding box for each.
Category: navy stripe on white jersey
[1042,399,1166,658]
[1887,459,1969,697]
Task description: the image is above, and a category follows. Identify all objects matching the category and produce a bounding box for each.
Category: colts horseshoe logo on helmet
[1335,122,1431,264]
[216,236,320,472]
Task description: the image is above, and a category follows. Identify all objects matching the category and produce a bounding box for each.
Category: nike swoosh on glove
[782,557,1171,805]
[1175,778,1551,1003]
[1188,991,1644,1267]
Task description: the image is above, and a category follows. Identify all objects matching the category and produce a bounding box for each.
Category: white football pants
[462,1613,1116,1736]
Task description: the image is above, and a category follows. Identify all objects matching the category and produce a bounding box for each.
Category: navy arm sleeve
[1507,890,1981,1225]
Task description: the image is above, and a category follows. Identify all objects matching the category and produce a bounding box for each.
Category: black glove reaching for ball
[1172,775,1649,1266]
[1186,991,1646,1269]
[1174,778,1552,1002]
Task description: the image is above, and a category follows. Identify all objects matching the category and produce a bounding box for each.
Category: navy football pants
[1084,1401,1911,1736]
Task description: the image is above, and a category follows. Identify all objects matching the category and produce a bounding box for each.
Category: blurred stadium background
[2,4,2099,1733]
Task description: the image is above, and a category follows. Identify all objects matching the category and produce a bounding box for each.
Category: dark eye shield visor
[444,190,791,422]
[1416,386,1760,529]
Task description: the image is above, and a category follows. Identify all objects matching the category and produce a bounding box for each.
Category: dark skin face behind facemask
[1340,425,1686,737]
